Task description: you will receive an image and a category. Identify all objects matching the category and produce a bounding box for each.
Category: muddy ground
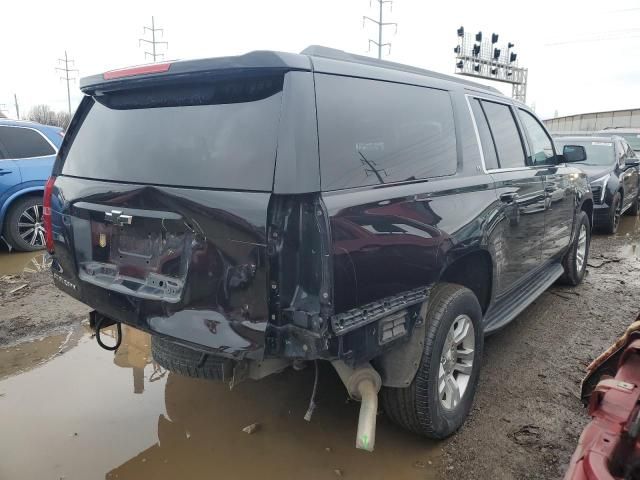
[1,217,639,480]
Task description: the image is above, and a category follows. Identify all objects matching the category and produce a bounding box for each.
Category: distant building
[0,111,5,119]
[544,108,640,132]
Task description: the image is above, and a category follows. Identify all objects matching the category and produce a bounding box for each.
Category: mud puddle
[615,216,640,258]
[0,249,51,276]
[0,325,441,480]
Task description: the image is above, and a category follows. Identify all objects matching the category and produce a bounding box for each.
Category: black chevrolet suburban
[47,46,593,451]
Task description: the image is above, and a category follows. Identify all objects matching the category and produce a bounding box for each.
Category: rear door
[620,141,640,209]
[0,131,21,200]
[0,125,57,184]
[469,97,545,295]
[51,73,286,359]
[516,108,574,260]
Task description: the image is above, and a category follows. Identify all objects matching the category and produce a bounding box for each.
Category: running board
[483,262,564,334]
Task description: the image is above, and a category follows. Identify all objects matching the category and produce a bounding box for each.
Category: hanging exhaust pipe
[332,360,382,452]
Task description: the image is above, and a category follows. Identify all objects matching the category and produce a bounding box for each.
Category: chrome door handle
[500,192,518,203]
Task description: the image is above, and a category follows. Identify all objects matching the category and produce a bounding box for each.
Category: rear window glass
[470,98,499,170]
[61,75,284,191]
[480,100,526,169]
[316,74,457,191]
[0,126,55,159]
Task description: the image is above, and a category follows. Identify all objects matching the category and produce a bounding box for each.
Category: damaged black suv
[47,46,592,450]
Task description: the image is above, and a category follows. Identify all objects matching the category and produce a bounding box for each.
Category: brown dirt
[442,217,640,479]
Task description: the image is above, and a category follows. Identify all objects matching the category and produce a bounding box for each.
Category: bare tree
[55,111,71,130]
[26,105,71,129]
[26,104,58,126]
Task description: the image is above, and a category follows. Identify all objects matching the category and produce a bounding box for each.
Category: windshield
[556,140,615,166]
[61,74,284,191]
[618,133,640,152]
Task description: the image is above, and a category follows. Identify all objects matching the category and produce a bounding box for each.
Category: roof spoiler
[79,51,311,95]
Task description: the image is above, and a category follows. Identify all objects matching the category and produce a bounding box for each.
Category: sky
[1,0,639,120]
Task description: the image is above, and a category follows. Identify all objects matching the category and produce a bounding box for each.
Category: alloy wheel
[438,314,475,410]
[575,224,587,272]
[17,204,45,248]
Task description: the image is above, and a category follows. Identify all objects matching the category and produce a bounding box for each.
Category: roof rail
[300,45,501,94]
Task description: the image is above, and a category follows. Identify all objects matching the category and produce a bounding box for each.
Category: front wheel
[381,283,484,439]
[625,194,640,216]
[602,193,621,234]
[559,211,591,286]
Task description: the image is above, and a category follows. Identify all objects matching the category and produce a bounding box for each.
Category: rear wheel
[3,196,46,252]
[559,211,590,286]
[381,284,483,439]
[151,335,232,381]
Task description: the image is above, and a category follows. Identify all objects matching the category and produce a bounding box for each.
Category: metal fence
[544,108,640,132]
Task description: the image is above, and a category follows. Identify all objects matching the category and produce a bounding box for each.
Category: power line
[139,16,168,62]
[56,51,78,116]
[363,0,397,59]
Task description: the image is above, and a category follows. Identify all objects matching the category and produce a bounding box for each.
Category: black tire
[3,195,46,252]
[559,211,591,286]
[381,283,484,439]
[625,194,640,216]
[151,335,232,381]
[602,192,621,234]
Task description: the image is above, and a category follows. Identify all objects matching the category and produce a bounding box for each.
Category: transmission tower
[363,0,397,59]
[56,51,78,116]
[139,16,168,62]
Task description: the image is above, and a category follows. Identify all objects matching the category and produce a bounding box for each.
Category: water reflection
[0,327,440,480]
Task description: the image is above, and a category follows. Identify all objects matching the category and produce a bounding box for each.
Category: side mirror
[562,145,587,163]
[625,158,640,168]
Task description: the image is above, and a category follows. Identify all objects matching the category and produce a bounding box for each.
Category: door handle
[0,169,12,176]
[500,192,518,203]
[545,185,555,193]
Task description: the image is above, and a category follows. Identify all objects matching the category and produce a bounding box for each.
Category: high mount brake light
[103,62,172,80]
[43,176,56,253]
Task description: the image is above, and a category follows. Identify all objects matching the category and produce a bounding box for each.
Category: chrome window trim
[0,124,59,160]
[465,93,539,175]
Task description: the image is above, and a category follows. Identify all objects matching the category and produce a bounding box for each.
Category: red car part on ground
[565,321,640,480]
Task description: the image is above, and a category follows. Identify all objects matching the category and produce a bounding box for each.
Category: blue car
[0,119,63,251]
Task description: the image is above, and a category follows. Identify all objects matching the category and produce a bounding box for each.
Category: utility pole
[56,51,78,116]
[139,16,168,62]
[363,0,397,59]
[14,94,20,119]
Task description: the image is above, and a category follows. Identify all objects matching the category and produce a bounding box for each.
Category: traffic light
[493,48,501,60]
[472,44,481,56]
[454,45,461,54]
[475,31,482,42]
[510,52,517,63]
[457,26,464,37]
[456,60,464,69]
[491,33,499,44]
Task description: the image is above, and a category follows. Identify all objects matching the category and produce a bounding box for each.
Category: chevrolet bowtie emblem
[105,210,133,226]
[99,233,107,248]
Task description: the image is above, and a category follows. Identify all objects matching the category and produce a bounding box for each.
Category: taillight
[103,62,172,80]
[43,176,56,253]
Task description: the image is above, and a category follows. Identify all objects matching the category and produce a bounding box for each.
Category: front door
[516,108,574,260]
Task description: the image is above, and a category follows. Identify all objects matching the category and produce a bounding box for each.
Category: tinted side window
[316,74,457,191]
[518,109,555,165]
[481,101,526,169]
[0,126,55,159]
[470,98,499,170]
